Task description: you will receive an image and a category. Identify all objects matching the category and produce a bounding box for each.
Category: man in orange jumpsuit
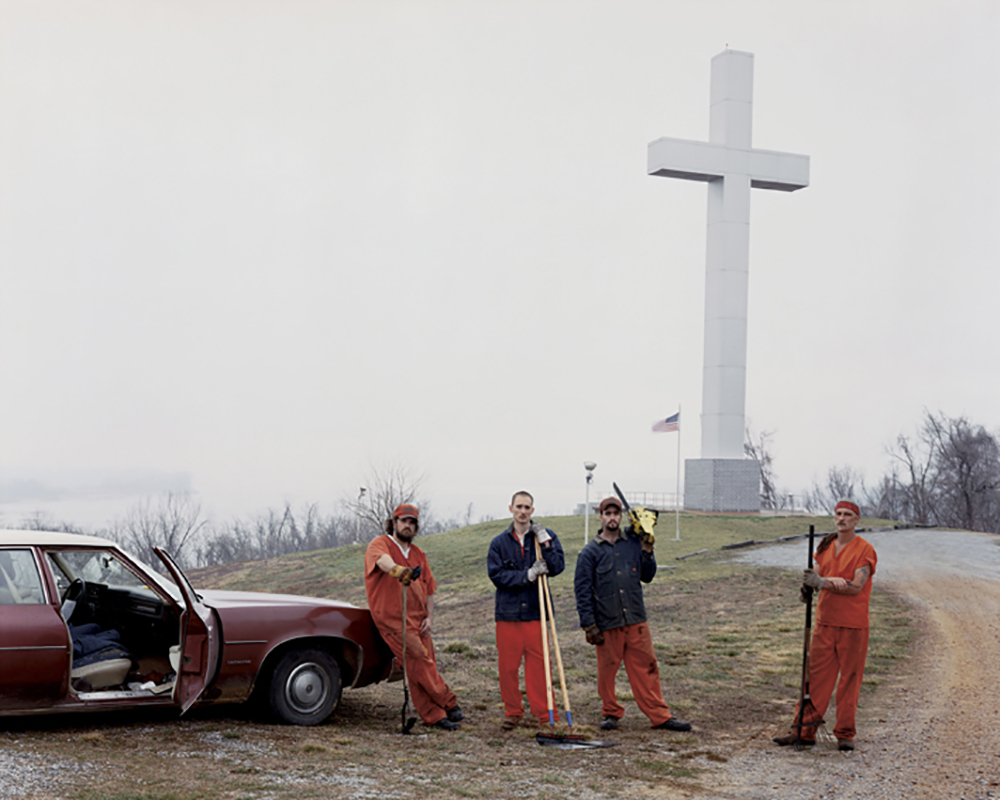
[364,503,463,731]
[774,499,877,751]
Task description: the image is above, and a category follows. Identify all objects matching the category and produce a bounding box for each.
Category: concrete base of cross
[684,459,761,512]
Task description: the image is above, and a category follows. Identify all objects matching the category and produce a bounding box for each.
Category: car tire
[268,649,342,726]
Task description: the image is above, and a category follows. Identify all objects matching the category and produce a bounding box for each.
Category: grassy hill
[55,513,913,800]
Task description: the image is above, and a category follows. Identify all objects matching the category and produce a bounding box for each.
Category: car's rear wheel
[268,649,342,725]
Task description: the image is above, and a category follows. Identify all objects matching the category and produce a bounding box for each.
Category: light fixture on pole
[583,462,597,544]
[356,487,367,543]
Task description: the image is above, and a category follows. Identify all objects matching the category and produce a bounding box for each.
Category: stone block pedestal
[684,459,760,512]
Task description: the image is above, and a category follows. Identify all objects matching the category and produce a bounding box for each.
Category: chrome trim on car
[224,640,268,645]
[0,646,67,651]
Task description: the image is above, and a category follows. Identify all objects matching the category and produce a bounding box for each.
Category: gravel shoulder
[696,530,1000,800]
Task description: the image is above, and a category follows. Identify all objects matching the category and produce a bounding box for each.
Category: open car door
[154,548,220,714]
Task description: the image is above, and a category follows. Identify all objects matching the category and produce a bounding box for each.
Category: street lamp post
[356,487,367,543]
[584,462,597,544]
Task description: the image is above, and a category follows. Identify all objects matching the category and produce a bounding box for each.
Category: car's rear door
[154,548,219,713]
[0,548,69,708]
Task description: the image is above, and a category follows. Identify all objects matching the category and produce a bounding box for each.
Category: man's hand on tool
[527,558,549,582]
[389,565,415,585]
[640,530,655,554]
[530,522,551,545]
[583,623,604,646]
[802,568,824,590]
[799,584,812,603]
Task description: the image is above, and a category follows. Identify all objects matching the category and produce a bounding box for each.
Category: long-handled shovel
[792,525,823,749]
[400,565,422,734]
[533,538,619,750]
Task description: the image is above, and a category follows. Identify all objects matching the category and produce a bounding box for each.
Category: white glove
[527,558,549,582]
[530,522,551,545]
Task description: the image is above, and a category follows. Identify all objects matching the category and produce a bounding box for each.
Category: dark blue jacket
[574,528,656,631]
[487,523,565,622]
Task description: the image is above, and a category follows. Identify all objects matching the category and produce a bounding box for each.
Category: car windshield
[46,548,182,604]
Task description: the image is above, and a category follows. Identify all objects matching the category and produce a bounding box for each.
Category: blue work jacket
[487,523,565,622]
[574,528,656,631]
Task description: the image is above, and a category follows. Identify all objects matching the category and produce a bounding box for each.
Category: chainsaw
[612,482,659,547]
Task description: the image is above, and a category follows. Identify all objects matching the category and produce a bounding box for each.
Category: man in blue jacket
[574,496,691,732]
[487,490,565,731]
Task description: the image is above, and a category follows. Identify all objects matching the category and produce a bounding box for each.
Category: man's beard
[604,520,619,532]
[395,529,416,543]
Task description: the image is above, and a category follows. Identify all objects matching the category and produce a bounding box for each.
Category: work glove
[799,584,813,603]
[529,522,551,545]
[527,558,549,582]
[388,565,415,585]
[583,624,604,646]
[802,568,825,590]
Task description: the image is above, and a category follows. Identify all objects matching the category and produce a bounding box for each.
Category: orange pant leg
[794,625,869,740]
[380,629,457,725]
[831,627,869,741]
[496,621,551,721]
[596,627,627,719]
[620,622,672,726]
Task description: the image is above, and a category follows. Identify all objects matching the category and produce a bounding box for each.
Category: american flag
[652,412,680,433]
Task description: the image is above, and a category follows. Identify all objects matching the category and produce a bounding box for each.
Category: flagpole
[675,404,681,541]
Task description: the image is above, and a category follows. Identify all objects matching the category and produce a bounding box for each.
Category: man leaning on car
[363,503,464,730]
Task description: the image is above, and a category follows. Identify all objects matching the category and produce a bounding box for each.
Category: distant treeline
[18,495,470,570]
[754,410,1000,535]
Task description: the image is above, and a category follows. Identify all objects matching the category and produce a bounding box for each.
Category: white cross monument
[648,50,809,511]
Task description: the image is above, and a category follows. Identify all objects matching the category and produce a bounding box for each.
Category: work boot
[600,716,619,731]
[446,704,464,722]
[430,718,460,731]
[772,733,814,747]
[501,716,520,732]
[653,717,692,732]
[837,738,854,751]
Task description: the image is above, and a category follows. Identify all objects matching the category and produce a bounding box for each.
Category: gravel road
[694,528,1000,800]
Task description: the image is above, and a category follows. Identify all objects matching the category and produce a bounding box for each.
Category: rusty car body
[0,530,394,725]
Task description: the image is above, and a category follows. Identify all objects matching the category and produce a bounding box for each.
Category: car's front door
[154,548,220,713]
[0,548,69,708]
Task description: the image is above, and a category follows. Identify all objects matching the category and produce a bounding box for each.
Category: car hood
[197,588,360,611]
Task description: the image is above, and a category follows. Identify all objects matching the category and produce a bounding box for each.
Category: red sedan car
[0,530,395,725]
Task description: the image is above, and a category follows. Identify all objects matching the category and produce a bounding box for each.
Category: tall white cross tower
[648,50,809,511]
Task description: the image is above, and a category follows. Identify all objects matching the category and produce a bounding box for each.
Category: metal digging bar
[793,526,823,750]
[400,565,422,734]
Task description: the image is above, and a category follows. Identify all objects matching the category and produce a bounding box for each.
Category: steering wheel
[61,578,87,622]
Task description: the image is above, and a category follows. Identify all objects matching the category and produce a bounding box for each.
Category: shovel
[400,565,422,734]
[532,537,619,750]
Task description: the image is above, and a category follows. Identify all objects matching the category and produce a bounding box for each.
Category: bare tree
[744,423,780,510]
[110,493,208,568]
[922,412,1000,532]
[806,466,864,514]
[342,463,426,542]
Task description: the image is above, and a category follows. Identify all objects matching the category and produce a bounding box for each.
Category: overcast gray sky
[1,1,997,528]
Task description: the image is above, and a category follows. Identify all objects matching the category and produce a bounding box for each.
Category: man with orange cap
[774,499,877,751]
[574,496,691,732]
[364,503,463,730]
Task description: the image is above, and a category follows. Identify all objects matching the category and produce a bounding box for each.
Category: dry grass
[2,514,913,799]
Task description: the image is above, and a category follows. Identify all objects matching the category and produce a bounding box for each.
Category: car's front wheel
[268,649,342,725]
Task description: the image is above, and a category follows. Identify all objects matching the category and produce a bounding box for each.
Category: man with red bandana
[365,503,463,730]
[774,500,877,751]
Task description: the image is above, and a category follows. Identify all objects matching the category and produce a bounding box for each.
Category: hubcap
[285,662,330,714]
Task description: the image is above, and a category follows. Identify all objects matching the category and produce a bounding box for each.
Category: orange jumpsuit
[796,535,877,742]
[364,535,457,725]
